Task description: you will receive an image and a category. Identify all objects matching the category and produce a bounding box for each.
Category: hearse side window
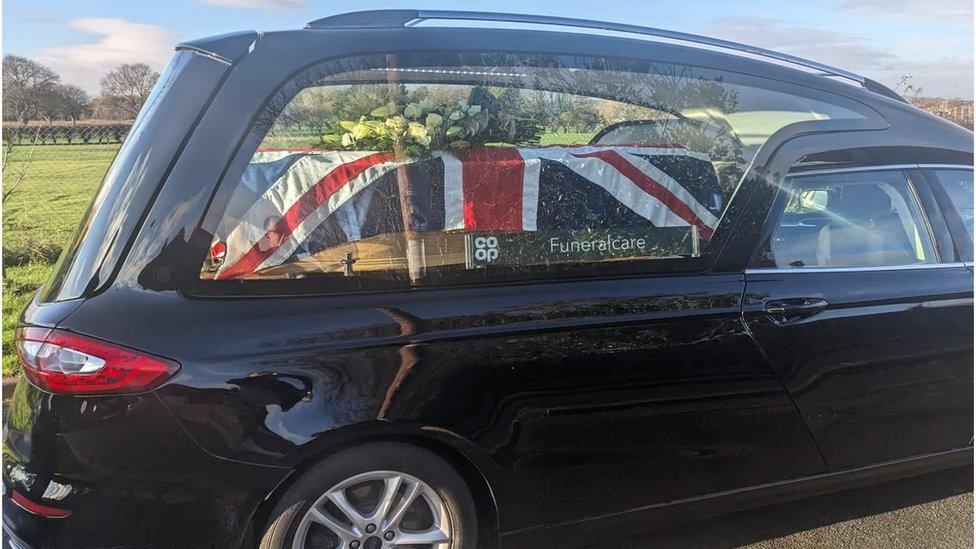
[200,52,867,288]
[768,170,937,269]
[931,169,974,241]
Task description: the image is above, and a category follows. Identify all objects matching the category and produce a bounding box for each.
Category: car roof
[302,10,905,103]
[176,10,972,147]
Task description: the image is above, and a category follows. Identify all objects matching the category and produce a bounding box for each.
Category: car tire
[259,441,478,549]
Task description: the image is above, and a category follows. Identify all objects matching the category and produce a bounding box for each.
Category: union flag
[210,145,723,280]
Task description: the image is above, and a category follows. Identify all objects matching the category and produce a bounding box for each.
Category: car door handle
[763,298,828,323]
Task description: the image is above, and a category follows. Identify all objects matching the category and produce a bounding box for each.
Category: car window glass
[44,51,195,301]
[770,170,936,268]
[201,52,867,287]
[932,169,974,242]
[785,188,829,214]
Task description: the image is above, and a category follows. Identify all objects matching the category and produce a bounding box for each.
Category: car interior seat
[816,184,916,267]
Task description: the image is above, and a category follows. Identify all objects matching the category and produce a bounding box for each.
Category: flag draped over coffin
[210,145,724,280]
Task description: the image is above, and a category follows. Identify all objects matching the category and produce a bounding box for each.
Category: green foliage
[539,132,596,146]
[3,143,118,266]
[477,87,544,146]
[3,264,53,375]
[2,143,116,377]
[322,86,543,157]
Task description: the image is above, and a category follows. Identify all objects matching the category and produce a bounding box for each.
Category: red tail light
[10,490,72,518]
[14,327,180,395]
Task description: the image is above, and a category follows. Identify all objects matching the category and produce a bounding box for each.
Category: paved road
[609,466,972,548]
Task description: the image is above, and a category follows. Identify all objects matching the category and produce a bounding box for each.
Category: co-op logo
[474,236,499,262]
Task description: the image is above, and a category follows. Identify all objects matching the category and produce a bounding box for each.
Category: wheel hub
[292,470,453,549]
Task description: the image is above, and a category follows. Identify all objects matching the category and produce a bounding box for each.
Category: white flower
[406,121,429,140]
[404,103,422,119]
[425,113,443,128]
[385,115,407,133]
[341,133,354,147]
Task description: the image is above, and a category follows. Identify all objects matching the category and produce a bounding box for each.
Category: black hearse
[4,10,973,549]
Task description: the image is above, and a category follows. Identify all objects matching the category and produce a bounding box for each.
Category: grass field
[0,134,592,376]
[2,264,54,374]
[4,144,118,264]
[2,144,118,375]
[539,132,595,145]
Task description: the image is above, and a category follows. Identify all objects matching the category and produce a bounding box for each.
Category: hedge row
[2,123,133,145]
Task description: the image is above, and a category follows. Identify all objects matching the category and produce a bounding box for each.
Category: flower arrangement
[322,87,542,158]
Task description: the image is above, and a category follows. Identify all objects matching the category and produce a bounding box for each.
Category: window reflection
[203,52,866,284]
[772,171,936,268]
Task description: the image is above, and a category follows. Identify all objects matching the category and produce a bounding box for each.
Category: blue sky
[4,0,973,98]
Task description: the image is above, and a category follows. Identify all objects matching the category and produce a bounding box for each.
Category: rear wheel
[259,442,478,549]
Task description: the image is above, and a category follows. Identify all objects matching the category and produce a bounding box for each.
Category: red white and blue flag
[210,145,723,280]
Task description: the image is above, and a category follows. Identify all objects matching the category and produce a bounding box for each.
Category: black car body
[4,10,973,549]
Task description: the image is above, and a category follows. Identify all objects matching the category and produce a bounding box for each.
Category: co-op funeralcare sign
[464,226,699,269]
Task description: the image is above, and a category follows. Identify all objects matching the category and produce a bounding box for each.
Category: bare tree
[55,84,93,123]
[36,86,64,123]
[893,74,924,102]
[2,55,60,123]
[90,95,124,120]
[98,63,160,119]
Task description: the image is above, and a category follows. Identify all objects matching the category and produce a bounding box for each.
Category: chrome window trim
[915,164,975,171]
[787,164,973,178]
[746,262,967,275]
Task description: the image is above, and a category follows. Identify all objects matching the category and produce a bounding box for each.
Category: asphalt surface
[606,466,973,548]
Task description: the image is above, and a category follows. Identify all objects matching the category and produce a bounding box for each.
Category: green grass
[3,144,117,376]
[3,144,119,264]
[539,132,596,145]
[2,264,54,375]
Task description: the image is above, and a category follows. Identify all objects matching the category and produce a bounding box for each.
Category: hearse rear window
[201,52,865,287]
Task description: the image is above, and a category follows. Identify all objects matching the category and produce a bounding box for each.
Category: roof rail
[305,10,906,103]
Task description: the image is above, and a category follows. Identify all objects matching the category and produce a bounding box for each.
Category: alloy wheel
[292,470,453,549]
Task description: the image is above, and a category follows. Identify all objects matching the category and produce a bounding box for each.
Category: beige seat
[816,185,916,267]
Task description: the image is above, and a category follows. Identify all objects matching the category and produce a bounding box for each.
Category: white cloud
[38,18,180,94]
[833,0,973,22]
[199,0,309,11]
[705,16,973,99]
[706,16,897,71]
[892,56,974,99]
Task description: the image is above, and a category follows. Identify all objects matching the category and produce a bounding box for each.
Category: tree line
[2,55,160,124]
